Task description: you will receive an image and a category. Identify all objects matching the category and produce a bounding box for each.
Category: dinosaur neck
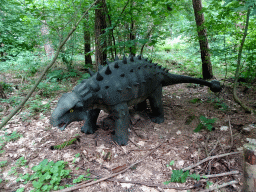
[163,73,211,87]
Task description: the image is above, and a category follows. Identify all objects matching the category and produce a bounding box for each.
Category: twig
[112,141,127,154]
[107,178,194,190]
[129,138,141,148]
[228,115,233,152]
[56,140,167,192]
[199,180,238,192]
[200,170,239,179]
[182,152,241,171]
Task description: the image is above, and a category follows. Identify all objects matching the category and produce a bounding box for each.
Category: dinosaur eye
[70,109,74,113]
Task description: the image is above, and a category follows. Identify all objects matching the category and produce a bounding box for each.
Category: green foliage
[0,51,42,75]
[16,157,27,167]
[194,116,216,132]
[189,98,202,104]
[0,96,22,107]
[37,81,62,97]
[78,73,91,83]
[0,160,7,167]
[170,170,190,183]
[0,131,22,157]
[72,171,91,184]
[4,131,22,142]
[207,97,229,111]
[46,69,78,82]
[25,95,51,114]
[0,82,13,92]
[19,159,71,192]
[166,160,175,167]
[164,169,201,185]
[0,1,39,60]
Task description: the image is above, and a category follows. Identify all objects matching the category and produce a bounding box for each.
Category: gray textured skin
[50,55,221,145]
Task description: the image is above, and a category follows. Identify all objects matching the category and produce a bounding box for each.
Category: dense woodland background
[0,0,256,191]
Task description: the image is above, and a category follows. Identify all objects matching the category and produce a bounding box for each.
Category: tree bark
[41,20,55,59]
[83,13,92,67]
[192,0,213,79]
[95,0,107,70]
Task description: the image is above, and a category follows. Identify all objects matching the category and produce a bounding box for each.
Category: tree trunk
[83,13,92,67]
[95,0,107,70]
[41,20,54,59]
[192,0,213,79]
[129,20,136,56]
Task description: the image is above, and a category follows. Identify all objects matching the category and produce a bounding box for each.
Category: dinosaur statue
[50,55,221,145]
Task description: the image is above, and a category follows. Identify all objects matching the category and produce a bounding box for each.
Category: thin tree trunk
[41,20,55,59]
[95,0,107,70]
[233,7,255,113]
[83,13,92,67]
[0,0,99,130]
[129,0,136,55]
[192,0,213,79]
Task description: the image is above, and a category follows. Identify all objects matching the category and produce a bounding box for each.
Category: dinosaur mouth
[58,123,67,131]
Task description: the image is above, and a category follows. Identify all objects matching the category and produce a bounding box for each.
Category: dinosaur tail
[162,73,222,93]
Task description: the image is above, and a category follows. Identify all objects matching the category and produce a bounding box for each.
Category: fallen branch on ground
[182,151,241,171]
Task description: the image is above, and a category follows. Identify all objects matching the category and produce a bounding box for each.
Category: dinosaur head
[210,80,222,92]
[50,92,86,131]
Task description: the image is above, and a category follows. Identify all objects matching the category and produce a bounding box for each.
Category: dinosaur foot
[112,135,128,146]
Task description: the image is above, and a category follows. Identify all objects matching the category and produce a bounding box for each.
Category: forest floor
[0,70,256,192]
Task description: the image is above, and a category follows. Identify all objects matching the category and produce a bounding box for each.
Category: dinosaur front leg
[81,109,100,134]
[148,86,164,124]
[111,102,130,145]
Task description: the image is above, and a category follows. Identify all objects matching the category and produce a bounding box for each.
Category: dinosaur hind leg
[81,109,100,134]
[148,86,164,124]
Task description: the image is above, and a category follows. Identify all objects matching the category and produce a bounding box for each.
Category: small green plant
[4,131,22,142]
[16,157,27,167]
[189,98,201,104]
[19,159,72,191]
[37,81,62,97]
[0,82,13,92]
[206,181,213,189]
[0,160,7,167]
[166,160,175,167]
[73,169,91,184]
[164,169,201,185]
[194,116,216,132]
[26,95,51,114]
[0,96,22,107]
[207,97,229,111]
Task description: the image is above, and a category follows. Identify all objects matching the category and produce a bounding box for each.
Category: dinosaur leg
[148,86,164,124]
[134,100,147,111]
[111,102,130,145]
[81,109,100,134]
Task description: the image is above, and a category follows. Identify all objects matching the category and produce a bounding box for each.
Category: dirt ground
[0,77,256,192]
